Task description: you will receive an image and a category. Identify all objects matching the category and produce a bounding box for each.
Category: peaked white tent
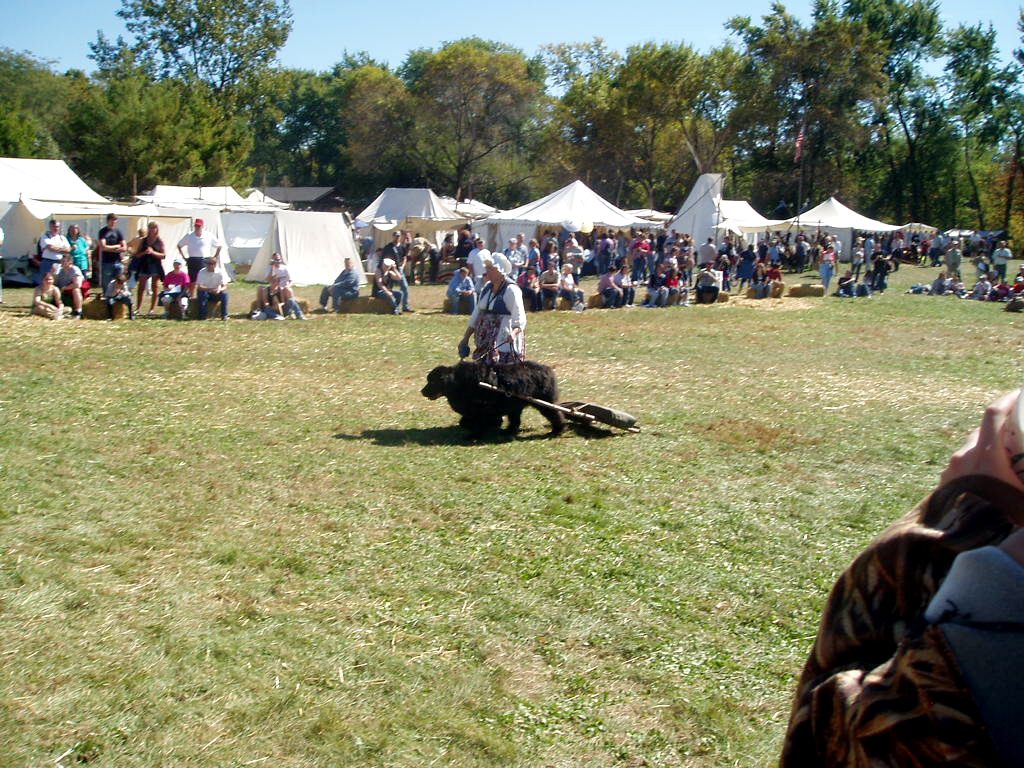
[357,188,466,232]
[781,197,901,257]
[667,174,724,244]
[0,158,178,282]
[625,208,674,223]
[713,200,784,240]
[249,210,366,286]
[478,180,655,249]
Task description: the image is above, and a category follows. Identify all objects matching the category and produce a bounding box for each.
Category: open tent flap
[249,210,367,287]
[222,212,274,265]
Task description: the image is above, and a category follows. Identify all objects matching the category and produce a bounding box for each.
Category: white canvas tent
[781,197,901,257]
[138,185,287,266]
[712,200,784,241]
[478,180,656,249]
[625,208,674,223]
[356,188,468,250]
[249,210,366,286]
[0,158,190,282]
[667,174,725,245]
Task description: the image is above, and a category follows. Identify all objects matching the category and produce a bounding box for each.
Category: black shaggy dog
[421,360,565,437]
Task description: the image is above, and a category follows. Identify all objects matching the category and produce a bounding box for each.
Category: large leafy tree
[398,39,544,200]
[112,0,291,108]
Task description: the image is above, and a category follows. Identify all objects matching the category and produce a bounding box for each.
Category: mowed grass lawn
[2,262,1023,767]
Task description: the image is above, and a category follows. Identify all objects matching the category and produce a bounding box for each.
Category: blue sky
[3,0,1019,74]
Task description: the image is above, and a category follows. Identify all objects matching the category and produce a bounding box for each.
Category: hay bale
[717,291,730,303]
[335,296,392,315]
[82,298,129,320]
[788,284,825,298]
[587,293,605,309]
[557,297,573,311]
[771,281,785,298]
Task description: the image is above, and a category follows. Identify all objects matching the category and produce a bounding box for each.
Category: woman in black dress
[136,221,166,314]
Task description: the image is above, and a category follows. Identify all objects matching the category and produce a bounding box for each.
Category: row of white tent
[0,158,365,286]
[1,156,935,289]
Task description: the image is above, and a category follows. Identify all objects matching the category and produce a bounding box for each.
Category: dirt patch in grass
[725,296,820,312]
[697,418,816,453]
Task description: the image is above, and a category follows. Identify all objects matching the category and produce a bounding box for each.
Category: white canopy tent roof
[477,180,655,250]
[138,185,288,213]
[778,197,901,258]
[0,157,108,204]
[481,180,653,230]
[439,196,499,220]
[625,208,674,223]
[668,174,724,244]
[356,188,467,232]
[249,210,366,287]
[782,197,901,233]
[712,199,785,238]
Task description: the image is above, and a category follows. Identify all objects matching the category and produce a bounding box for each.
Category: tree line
[1,0,1021,238]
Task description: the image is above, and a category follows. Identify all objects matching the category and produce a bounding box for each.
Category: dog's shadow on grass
[333,425,590,446]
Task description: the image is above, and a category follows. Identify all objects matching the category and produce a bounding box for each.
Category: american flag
[794,125,806,163]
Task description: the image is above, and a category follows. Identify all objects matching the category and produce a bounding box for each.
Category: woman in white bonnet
[459,258,526,365]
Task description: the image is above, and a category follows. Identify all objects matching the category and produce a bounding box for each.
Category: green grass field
[2,263,1023,767]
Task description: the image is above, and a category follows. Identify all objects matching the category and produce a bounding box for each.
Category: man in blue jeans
[319,257,360,312]
[446,267,476,315]
[196,256,230,320]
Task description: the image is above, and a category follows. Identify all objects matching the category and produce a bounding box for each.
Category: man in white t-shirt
[38,219,70,283]
[177,218,223,296]
[697,237,717,266]
[195,256,230,320]
[991,241,1013,283]
[466,237,491,293]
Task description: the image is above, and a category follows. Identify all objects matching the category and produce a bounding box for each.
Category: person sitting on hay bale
[665,267,687,305]
[319,257,360,313]
[614,263,636,307]
[446,266,476,315]
[53,253,87,318]
[196,257,230,320]
[103,271,134,320]
[159,258,191,319]
[256,252,303,319]
[372,258,405,316]
[32,271,64,320]
[694,263,721,304]
[556,264,585,310]
[538,264,560,310]
[517,266,542,312]
[598,264,625,308]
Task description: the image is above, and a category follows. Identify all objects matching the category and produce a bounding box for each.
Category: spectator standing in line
[992,241,1013,283]
[96,213,127,290]
[38,219,70,283]
[66,224,90,279]
[697,236,717,267]
[177,219,223,298]
[945,239,963,279]
[135,222,166,315]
